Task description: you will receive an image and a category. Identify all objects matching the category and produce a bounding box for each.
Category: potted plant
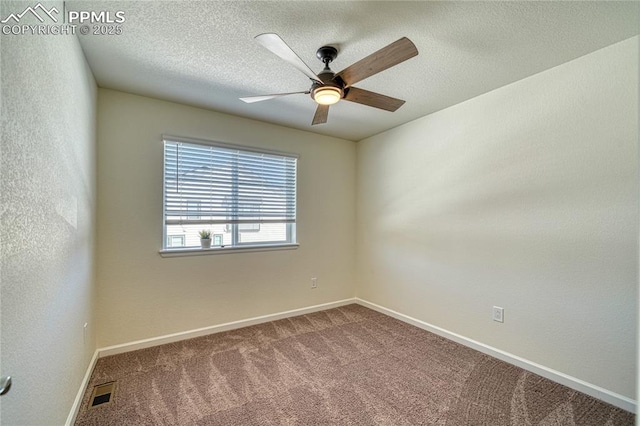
[198,230,212,249]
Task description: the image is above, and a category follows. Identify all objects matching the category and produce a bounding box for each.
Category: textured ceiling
[71,1,639,141]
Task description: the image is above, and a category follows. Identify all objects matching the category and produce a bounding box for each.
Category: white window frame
[160,135,299,256]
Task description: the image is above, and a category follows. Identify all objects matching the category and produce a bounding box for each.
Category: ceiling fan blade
[240,91,309,103]
[336,37,418,87]
[255,33,320,83]
[343,87,405,112]
[312,104,329,125]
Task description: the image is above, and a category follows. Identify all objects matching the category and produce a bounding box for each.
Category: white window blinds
[163,138,297,228]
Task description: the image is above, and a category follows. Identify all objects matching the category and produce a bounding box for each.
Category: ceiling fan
[240,33,419,125]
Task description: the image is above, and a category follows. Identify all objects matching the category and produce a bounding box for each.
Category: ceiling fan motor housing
[311,45,343,104]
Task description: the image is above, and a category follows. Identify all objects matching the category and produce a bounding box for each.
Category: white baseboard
[65,349,99,426]
[98,298,357,357]
[355,298,636,414]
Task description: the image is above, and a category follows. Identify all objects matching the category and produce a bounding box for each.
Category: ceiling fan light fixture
[312,86,342,105]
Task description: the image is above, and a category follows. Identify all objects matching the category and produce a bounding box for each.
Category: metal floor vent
[89,382,116,408]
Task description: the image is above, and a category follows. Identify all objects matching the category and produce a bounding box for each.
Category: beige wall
[96,89,356,347]
[0,12,98,426]
[356,37,638,398]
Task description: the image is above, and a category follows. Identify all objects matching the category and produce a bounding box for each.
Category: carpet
[75,304,634,425]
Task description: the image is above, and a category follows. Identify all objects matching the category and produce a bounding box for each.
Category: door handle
[0,376,11,395]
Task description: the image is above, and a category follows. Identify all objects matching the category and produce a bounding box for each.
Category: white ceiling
[71,1,639,141]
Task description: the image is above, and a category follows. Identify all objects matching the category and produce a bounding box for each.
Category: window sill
[159,243,299,257]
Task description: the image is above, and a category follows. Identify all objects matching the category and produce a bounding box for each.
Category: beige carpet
[75,304,633,425]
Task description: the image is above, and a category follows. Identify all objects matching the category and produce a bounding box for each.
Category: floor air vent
[89,382,116,408]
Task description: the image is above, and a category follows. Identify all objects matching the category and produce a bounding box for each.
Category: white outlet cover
[493,306,504,323]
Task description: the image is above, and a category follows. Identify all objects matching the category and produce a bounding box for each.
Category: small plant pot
[200,238,212,249]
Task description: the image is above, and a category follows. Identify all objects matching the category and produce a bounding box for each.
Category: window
[162,136,297,251]
[186,200,201,220]
[166,235,185,248]
[227,207,260,232]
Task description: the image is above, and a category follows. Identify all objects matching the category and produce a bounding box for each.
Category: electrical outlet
[311,277,317,289]
[84,322,88,344]
[492,306,504,323]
